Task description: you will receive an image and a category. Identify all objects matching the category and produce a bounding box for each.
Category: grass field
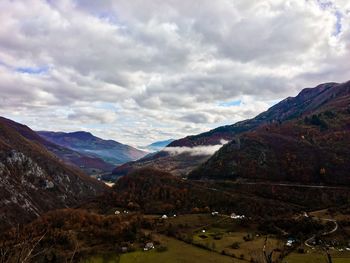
[82,253,120,263]
[119,234,243,263]
[167,213,283,261]
[82,213,350,263]
[284,250,350,263]
[192,226,282,261]
[167,213,220,229]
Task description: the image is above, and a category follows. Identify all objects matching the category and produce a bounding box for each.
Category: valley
[1,81,350,262]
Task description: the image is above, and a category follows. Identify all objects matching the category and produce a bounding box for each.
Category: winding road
[304,218,338,248]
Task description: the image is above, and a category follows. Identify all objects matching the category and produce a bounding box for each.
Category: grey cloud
[0,0,349,145]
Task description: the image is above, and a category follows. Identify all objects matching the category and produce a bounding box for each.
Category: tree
[0,226,47,263]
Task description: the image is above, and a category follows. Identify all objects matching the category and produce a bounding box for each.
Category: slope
[189,81,350,185]
[113,81,342,177]
[0,117,108,231]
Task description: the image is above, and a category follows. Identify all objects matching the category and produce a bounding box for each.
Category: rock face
[189,81,350,185]
[0,117,108,231]
[113,81,348,178]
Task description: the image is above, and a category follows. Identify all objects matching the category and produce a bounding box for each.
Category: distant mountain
[140,139,175,152]
[2,123,114,175]
[190,81,350,185]
[38,131,147,166]
[113,81,350,178]
[0,117,108,231]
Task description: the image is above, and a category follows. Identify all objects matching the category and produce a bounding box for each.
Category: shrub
[231,242,240,249]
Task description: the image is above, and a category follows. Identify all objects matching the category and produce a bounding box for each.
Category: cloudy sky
[0,0,349,146]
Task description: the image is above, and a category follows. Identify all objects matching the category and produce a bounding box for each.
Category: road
[304,218,338,248]
[199,180,350,190]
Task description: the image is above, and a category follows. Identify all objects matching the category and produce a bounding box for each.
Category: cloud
[0,0,349,145]
[164,140,229,156]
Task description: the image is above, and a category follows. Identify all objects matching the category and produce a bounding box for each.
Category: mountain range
[1,80,350,262]
[113,81,350,184]
[190,81,350,185]
[38,131,147,173]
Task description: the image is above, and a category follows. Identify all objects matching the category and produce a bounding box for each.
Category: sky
[0,0,349,146]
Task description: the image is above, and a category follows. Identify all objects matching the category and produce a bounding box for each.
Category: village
[99,208,350,263]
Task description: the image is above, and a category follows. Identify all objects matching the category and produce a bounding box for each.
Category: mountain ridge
[112,81,349,178]
[189,81,350,185]
[0,116,108,231]
[38,130,147,167]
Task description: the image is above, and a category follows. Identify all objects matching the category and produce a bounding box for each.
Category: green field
[119,235,243,263]
[82,213,350,263]
[284,250,350,263]
[82,253,120,263]
[192,226,282,261]
[82,234,243,263]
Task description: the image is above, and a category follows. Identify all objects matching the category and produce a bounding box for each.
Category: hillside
[108,167,350,218]
[1,118,114,175]
[189,81,350,185]
[110,168,301,217]
[0,117,108,231]
[38,131,147,166]
[113,82,344,177]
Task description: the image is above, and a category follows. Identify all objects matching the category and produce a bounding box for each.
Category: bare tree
[0,226,47,263]
[263,237,274,263]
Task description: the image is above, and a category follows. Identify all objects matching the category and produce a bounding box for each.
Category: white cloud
[0,0,349,145]
[164,140,229,156]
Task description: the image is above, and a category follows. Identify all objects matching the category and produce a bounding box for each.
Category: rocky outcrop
[0,117,108,231]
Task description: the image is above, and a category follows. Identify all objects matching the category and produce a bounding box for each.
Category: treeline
[109,168,299,217]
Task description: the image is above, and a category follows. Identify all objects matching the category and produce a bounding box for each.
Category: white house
[114,210,121,215]
[211,211,219,216]
[144,242,155,251]
[161,215,168,219]
[230,213,245,219]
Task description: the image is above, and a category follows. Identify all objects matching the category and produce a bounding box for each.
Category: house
[230,213,245,219]
[45,180,54,189]
[211,211,219,216]
[144,242,154,251]
[114,210,121,215]
[286,238,296,247]
[161,215,168,219]
[121,247,128,253]
[202,229,206,233]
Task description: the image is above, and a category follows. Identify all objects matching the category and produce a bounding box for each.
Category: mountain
[38,131,147,166]
[140,139,175,152]
[2,122,114,175]
[0,117,108,231]
[113,82,345,178]
[189,81,350,185]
